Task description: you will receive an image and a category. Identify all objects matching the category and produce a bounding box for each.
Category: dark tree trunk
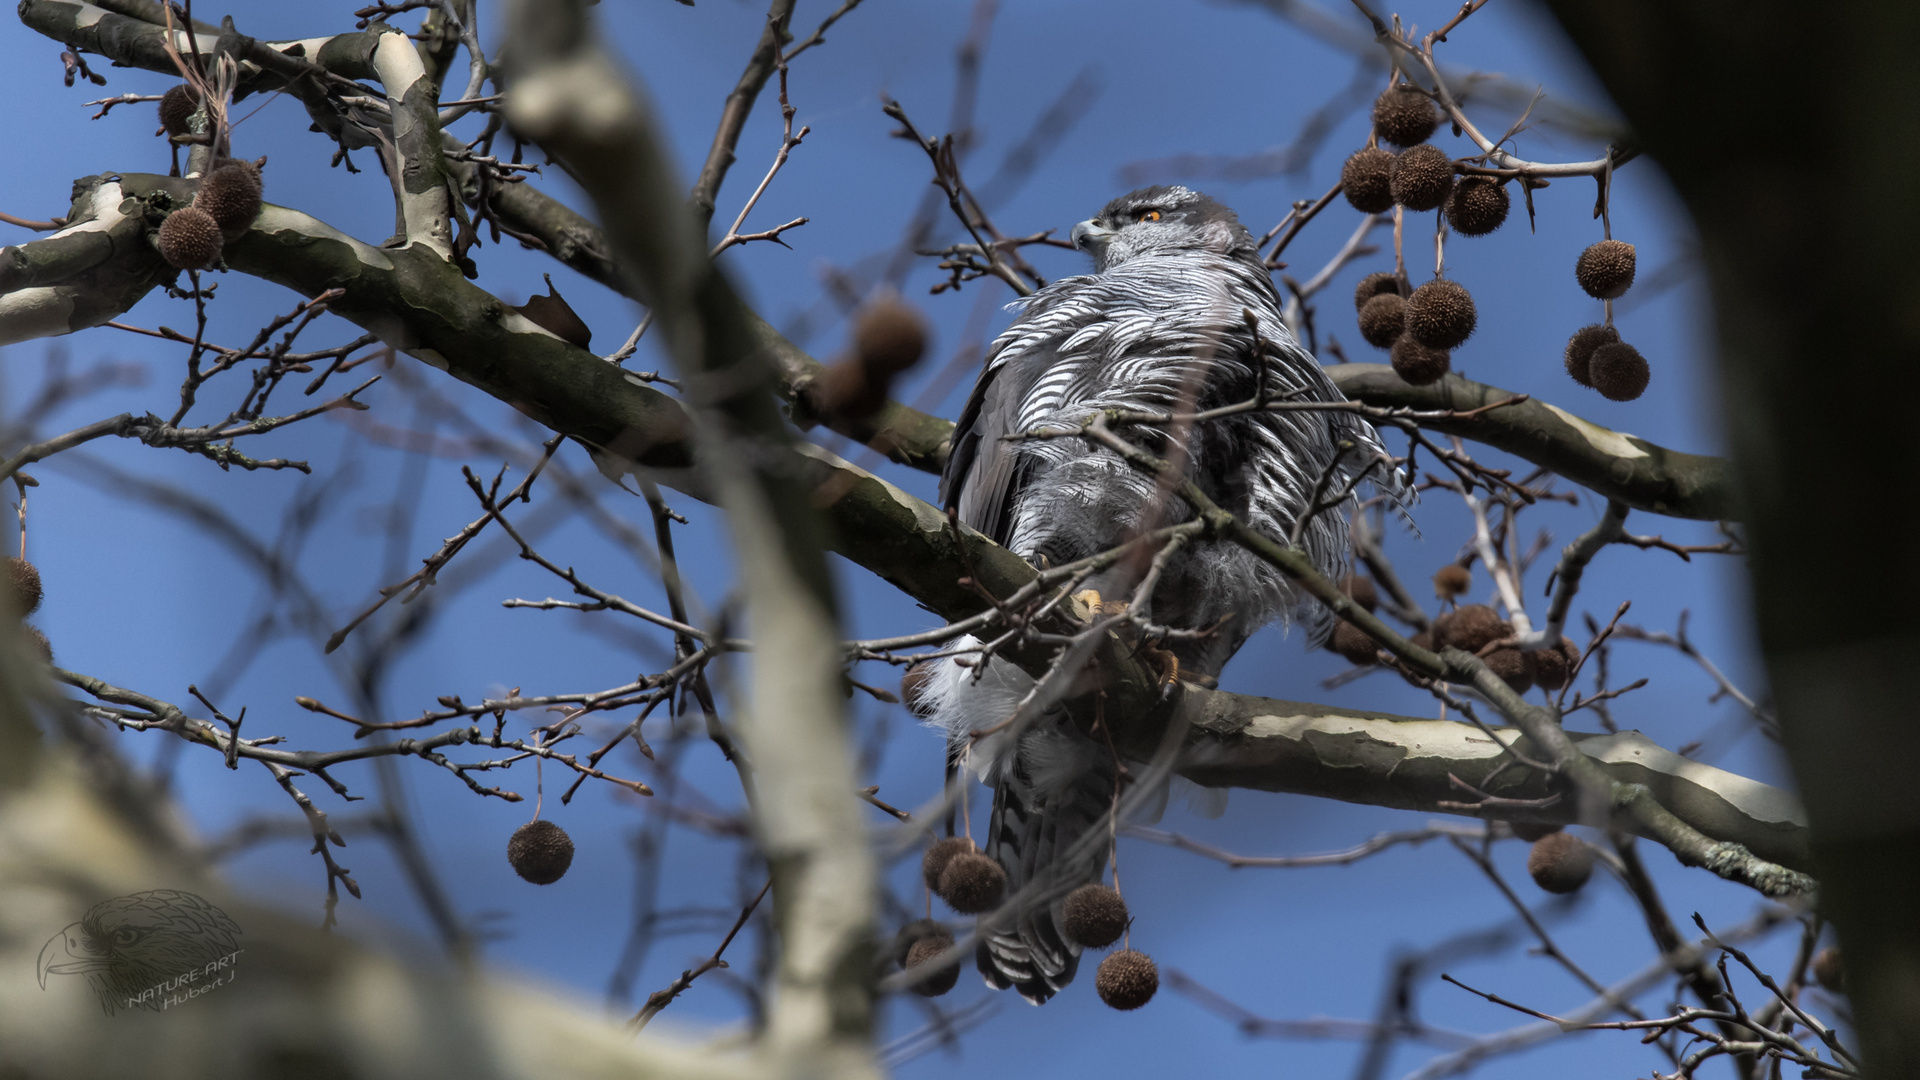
[1540,3,1920,1075]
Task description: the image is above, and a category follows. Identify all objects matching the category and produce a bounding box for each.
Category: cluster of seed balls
[507,818,574,885]
[907,837,1154,1008]
[1341,83,1650,401]
[1326,566,1579,696]
[155,87,265,271]
[1340,85,1495,387]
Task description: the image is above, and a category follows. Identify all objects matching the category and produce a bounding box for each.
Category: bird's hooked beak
[1070,218,1116,255]
[37,923,110,988]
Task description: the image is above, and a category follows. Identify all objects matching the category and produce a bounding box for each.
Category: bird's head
[1069,186,1259,272]
[37,890,241,1014]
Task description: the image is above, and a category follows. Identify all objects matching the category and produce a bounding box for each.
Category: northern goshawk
[920,185,1395,1003]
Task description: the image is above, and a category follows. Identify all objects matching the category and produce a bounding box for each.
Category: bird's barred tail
[975,721,1117,1004]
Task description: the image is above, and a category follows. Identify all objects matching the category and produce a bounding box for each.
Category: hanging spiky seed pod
[1527,831,1593,894]
[1589,341,1650,402]
[1358,293,1405,349]
[1531,637,1581,691]
[1389,144,1455,212]
[894,918,948,966]
[195,159,263,241]
[158,84,200,137]
[1329,621,1378,666]
[921,836,976,892]
[1389,336,1450,386]
[1340,575,1379,613]
[1563,324,1620,388]
[1354,272,1400,310]
[936,851,1006,914]
[6,557,41,616]
[1575,239,1637,299]
[1433,563,1471,599]
[1812,946,1845,994]
[853,295,928,375]
[1341,148,1396,214]
[1062,884,1129,948]
[1437,604,1504,653]
[904,929,960,996]
[1095,949,1159,1010]
[22,624,51,663]
[1371,84,1439,148]
[507,819,575,884]
[156,206,223,270]
[1405,279,1477,350]
[1445,176,1509,236]
[1484,647,1535,693]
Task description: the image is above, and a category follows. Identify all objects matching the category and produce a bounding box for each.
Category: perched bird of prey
[921,185,1393,1003]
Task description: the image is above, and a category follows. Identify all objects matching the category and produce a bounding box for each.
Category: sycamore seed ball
[1062,884,1130,949]
[1389,335,1450,386]
[158,84,200,136]
[1433,563,1471,599]
[1575,239,1637,299]
[853,296,928,375]
[1438,604,1504,653]
[1353,272,1400,311]
[1812,946,1845,994]
[1409,630,1432,652]
[1589,341,1650,402]
[157,206,224,270]
[1527,831,1593,894]
[1563,324,1620,388]
[1358,293,1405,349]
[937,851,1006,914]
[1341,148,1396,214]
[1390,144,1455,212]
[904,930,960,996]
[507,819,575,885]
[1095,949,1159,1010]
[1329,621,1378,666]
[1532,637,1580,691]
[6,557,41,616]
[1445,176,1510,236]
[1340,574,1379,612]
[921,836,976,892]
[1371,84,1439,148]
[1405,279,1477,350]
[23,624,51,663]
[894,918,947,966]
[195,159,263,240]
[1485,647,1535,693]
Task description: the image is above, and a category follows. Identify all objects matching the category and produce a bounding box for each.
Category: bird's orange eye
[1136,209,1162,223]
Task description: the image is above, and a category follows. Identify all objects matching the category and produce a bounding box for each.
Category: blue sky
[1,2,1815,1077]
